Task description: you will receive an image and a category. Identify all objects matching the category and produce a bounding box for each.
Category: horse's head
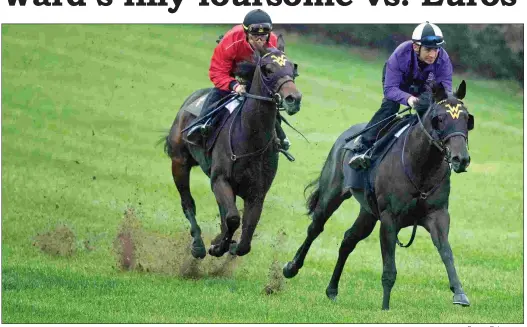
[418,80,475,173]
[255,35,302,115]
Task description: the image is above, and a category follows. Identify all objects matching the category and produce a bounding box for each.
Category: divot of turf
[114,206,240,278]
[263,229,287,295]
[33,224,76,257]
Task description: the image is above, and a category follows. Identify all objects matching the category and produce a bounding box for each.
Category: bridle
[228,51,295,161]
[247,52,294,107]
[402,98,469,201]
[416,98,469,158]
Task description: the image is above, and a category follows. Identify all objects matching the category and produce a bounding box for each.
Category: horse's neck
[405,120,447,183]
[240,71,276,147]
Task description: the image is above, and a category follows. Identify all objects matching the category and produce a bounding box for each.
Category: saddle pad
[205,98,246,152]
[342,115,416,191]
[183,93,208,116]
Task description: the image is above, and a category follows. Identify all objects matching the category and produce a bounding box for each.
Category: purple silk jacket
[384,40,453,106]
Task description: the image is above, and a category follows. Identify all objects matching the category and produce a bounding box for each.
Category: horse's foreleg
[230,197,264,256]
[325,208,377,300]
[209,176,239,257]
[423,209,470,306]
[283,189,347,279]
[172,158,206,259]
[211,204,228,245]
[380,211,397,310]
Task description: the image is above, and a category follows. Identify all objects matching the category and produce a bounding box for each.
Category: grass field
[1,24,523,323]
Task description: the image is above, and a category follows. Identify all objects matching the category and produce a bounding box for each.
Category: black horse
[283,81,474,310]
[164,36,301,259]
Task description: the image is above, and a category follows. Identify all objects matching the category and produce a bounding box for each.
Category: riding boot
[275,117,295,162]
[347,136,372,169]
[348,98,400,169]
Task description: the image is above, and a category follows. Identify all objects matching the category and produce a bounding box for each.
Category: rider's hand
[408,96,419,108]
[234,84,246,95]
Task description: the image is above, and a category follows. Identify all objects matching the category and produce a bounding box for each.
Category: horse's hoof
[453,293,470,307]
[208,244,225,257]
[191,239,206,259]
[326,287,338,301]
[233,244,250,256]
[283,261,299,279]
[191,246,206,259]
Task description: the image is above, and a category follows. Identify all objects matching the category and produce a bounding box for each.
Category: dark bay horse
[283,81,474,310]
[164,36,301,259]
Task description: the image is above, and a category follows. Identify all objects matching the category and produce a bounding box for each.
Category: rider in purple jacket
[348,22,453,170]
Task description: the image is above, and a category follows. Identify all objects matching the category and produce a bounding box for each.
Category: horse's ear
[432,81,448,103]
[455,80,466,100]
[277,34,285,52]
[293,63,299,78]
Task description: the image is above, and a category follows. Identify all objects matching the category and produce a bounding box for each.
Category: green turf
[1,24,523,323]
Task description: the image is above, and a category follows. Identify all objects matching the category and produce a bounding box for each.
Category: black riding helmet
[243,9,273,42]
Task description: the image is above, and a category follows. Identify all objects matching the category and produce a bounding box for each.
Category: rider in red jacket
[188,9,291,156]
[209,24,278,93]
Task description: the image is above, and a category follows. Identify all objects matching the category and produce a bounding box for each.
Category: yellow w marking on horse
[270,54,287,67]
[445,103,463,119]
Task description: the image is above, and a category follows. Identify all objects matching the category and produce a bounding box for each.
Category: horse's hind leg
[172,157,206,259]
[283,185,348,279]
[423,209,470,306]
[208,176,240,257]
[326,208,377,300]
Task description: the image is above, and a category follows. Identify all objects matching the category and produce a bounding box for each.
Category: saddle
[183,93,245,152]
[341,114,417,200]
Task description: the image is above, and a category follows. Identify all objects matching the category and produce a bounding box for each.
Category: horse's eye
[264,64,274,74]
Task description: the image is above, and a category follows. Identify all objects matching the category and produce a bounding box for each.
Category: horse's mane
[234,47,279,83]
[234,60,256,83]
[414,91,433,117]
[414,82,456,117]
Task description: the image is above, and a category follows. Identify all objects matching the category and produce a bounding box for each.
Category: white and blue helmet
[412,22,445,48]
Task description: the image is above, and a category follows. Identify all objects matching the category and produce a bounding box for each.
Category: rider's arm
[383,53,413,106]
[209,37,240,92]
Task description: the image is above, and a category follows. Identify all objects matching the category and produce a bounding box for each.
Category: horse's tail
[162,134,172,157]
[304,176,320,217]
[151,129,173,157]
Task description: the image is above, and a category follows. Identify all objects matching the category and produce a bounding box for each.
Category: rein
[401,123,450,201]
[243,92,275,103]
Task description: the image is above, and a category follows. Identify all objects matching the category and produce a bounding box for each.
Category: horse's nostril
[285,95,295,104]
[452,155,470,168]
